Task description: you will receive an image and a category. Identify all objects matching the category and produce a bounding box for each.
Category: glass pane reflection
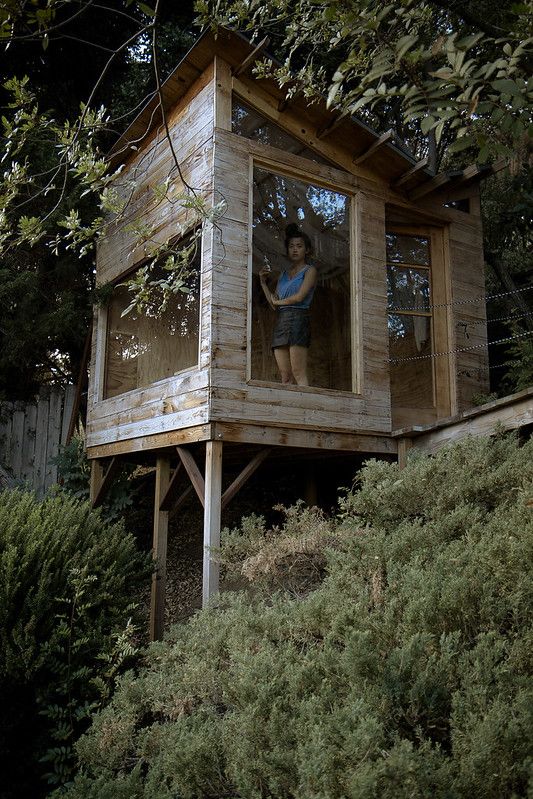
[252,167,352,390]
[104,250,200,399]
[232,99,333,166]
[389,314,433,408]
[386,233,430,266]
[387,266,430,312]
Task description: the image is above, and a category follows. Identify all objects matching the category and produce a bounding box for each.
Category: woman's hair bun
[284,222,313,255]
[285,223,301,238]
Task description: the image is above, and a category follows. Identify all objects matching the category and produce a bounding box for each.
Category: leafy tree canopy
[199,0,532,167]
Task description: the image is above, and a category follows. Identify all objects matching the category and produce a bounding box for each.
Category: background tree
[0,0,196,400]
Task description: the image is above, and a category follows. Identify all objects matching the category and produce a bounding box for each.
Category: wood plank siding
[86,41,491,458]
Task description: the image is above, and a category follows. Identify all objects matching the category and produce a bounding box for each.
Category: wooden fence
[0,386,76,498]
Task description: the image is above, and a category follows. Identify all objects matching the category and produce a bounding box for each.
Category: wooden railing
[0,386,76,498]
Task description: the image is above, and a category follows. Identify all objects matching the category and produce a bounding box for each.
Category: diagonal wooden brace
[221,447,271,510]
[90,457,119,508]
[176,446,205,507]
[159,461,183,511]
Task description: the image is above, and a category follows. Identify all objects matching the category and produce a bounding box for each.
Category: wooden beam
[203,440,223,608]
[232,36,270,78]
[409,171,451,200]
[176,446,205,507]
[353,130,394,165]
[89,459,104,506]
[91,457,120,508]
[159,461,183,512]
[150,457,170,642]
[391,157,429,188]
[397,438,413,470]
[316,114,345,140]
[221,448,271,510]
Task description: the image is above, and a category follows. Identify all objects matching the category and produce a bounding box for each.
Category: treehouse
[87,28,498,638]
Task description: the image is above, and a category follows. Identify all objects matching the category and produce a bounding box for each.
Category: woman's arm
[259,267,276,311]
[272,266,317,307]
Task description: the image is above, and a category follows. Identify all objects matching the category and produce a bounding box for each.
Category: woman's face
[287,236,308,263]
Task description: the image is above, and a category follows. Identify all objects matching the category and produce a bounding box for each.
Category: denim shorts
[272,308,311,349]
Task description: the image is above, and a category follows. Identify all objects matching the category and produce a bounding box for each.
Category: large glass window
[387,233,434,410]
[232,99,333,166]
[103,246,201,399]
[251,167,352,391]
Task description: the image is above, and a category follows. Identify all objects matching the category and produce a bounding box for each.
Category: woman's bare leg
[290,345,309,386]
[274,346,294,383]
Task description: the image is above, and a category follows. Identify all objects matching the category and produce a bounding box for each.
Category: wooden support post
[150,457,170,642]
[202,440,223,609]
[89,459,104,506]
[397,438,413,470]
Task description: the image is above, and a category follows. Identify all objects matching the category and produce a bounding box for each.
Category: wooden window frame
[96,231,204,403]
[387,225,453,427]
[246,156,360,395]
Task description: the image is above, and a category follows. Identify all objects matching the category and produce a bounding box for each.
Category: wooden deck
[394,387,533,462]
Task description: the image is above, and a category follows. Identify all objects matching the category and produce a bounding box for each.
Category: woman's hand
[259,267,271,281]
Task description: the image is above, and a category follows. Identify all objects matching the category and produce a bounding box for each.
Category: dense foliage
[62,434,533,798]
[0,1,196,399]
[200,0,532,166]
[0,490,150,796]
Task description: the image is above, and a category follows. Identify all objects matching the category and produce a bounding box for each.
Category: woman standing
[259,224,318,386]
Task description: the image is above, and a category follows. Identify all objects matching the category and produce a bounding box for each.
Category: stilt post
[202,440,223,608]
[397,437,413,470]
[150,457,170,641]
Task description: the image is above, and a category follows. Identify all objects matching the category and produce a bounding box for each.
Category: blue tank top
[276,266,315,309]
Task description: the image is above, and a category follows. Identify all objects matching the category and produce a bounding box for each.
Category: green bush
[0,490,150,797]
[63,435,533,799]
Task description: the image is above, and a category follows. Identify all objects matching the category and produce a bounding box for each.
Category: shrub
[0,490,150,797]
[62,435,533,799]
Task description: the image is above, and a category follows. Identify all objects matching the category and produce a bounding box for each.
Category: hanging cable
[389,282,533,313]
[388,330,533,365]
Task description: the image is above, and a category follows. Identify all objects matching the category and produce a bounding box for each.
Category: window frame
[386,224,453,427]
[246,155,361,395]
[97,231,204,403]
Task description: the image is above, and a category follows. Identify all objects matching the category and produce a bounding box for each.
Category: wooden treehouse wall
[86,65,216,451]
[86,53,491,457]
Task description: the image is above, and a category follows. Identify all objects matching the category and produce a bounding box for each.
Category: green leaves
[59,435,533,798]
[203,0,532,162]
